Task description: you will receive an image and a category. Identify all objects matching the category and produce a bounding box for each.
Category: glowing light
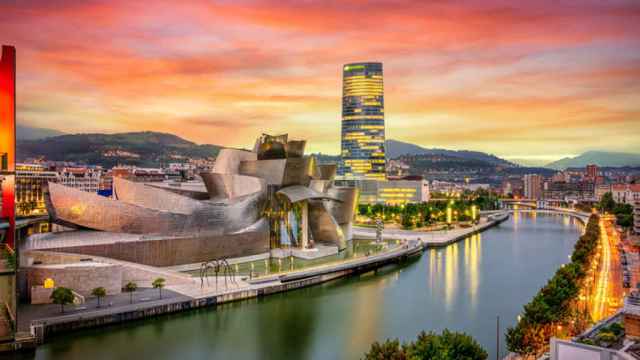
[43,278,55,289]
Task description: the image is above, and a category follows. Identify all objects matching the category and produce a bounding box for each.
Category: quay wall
[30,242,423,342]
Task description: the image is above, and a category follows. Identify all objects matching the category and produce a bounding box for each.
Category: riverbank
[21,209,584,360]
[25,239,423,343]
[21,211,510,346]
[353,212,510,247]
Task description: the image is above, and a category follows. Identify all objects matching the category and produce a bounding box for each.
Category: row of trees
[50,278,166,313]
[598,192,634,228]
[358,190,500,229]
[363,329,488,360]
[506,214,601,358]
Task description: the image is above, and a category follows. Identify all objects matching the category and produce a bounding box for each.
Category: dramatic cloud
[1,0,639,158]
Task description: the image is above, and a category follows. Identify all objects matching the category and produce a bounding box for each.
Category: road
[590,216,624,322]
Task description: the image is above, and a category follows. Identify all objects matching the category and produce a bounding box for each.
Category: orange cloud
[1,0,639,158]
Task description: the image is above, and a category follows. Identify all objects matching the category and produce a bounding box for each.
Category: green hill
[17,131,221,168]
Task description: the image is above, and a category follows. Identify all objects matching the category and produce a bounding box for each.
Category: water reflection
[444,244,458,311]
[29,213,583,360]
[467,233,481,309]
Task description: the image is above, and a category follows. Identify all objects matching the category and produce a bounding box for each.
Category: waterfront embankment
[25,211,513,344]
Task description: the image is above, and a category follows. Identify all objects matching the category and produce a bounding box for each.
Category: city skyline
[1,1,640,162]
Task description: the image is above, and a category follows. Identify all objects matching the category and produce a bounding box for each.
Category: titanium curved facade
[338,62,386,180]
[39,133,359,265]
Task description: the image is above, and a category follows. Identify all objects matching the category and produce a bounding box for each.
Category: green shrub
[364,330,487,360]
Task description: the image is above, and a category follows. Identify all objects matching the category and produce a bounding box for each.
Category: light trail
[592,218,611,322]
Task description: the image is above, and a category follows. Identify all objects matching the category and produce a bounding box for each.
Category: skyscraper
[338,62,386,180]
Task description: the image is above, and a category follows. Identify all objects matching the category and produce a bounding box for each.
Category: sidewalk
[354,216,507,247]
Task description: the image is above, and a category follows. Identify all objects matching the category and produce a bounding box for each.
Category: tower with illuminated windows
[338,62,386,180]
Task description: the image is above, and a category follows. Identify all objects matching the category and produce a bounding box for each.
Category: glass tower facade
[338,62,386,180]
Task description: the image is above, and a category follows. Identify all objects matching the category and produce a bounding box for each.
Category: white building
[57,167,101,193]
[611,184,640,205]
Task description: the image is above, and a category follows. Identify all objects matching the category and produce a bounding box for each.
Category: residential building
[523,174,543,199]
[112,166,166,183]
[586,164,599,180]
[595,184,612,201]
[551,171,570,183]
[58,167,101,193]
[501,177,524,198]
[612,184,640,205]
[338,62,386,180]
[544,181,596,201]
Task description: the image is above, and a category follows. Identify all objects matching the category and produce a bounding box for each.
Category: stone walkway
[18,287,187,331]
[353,216,504,246]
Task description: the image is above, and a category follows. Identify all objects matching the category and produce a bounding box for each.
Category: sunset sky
[1,0,639,163]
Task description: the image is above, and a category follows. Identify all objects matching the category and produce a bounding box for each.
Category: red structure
[0,45,16,249]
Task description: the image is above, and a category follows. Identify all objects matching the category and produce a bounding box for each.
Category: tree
[152,278,166,299]
[598,192,615,213]
[364,330,487,360]
[50,287,74,314]
[363,339,407,360]
[406,330,488,360]
[125,281,137,304]
[91,287,107,308]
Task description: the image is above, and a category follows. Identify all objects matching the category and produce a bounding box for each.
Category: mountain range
[14,125,640,170]
[16,124,66,141]
[385,139,516,167]
[544,151,640,170]
[17,131,221,168]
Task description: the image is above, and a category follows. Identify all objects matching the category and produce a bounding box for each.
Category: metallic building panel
[147,183,210,200]
[325,186,359,224]
[239,159,287,185]
[255,133,288,160]
[218,190,266,233]
[285,140,306,158]
[309,179,331,194]
[317,164,337,181]
[47,182,263,236]
[308,199,346,250]
[276,185,339,204]
[282,156,315,186]
[200,172,265,200]
[47,182,194,235]
[113,177,204,215]
[213,148,257,175]
[23,219,270,267]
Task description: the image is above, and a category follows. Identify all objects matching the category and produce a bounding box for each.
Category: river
[26,211,583,360]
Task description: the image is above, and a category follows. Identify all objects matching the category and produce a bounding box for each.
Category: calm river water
[25,211,582,360]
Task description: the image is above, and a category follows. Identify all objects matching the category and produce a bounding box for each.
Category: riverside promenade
[353,212,510,247]
[25,238,424,342]
[25,212,515,343]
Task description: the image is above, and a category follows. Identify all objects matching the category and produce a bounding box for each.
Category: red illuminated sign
[0,45,16,249]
